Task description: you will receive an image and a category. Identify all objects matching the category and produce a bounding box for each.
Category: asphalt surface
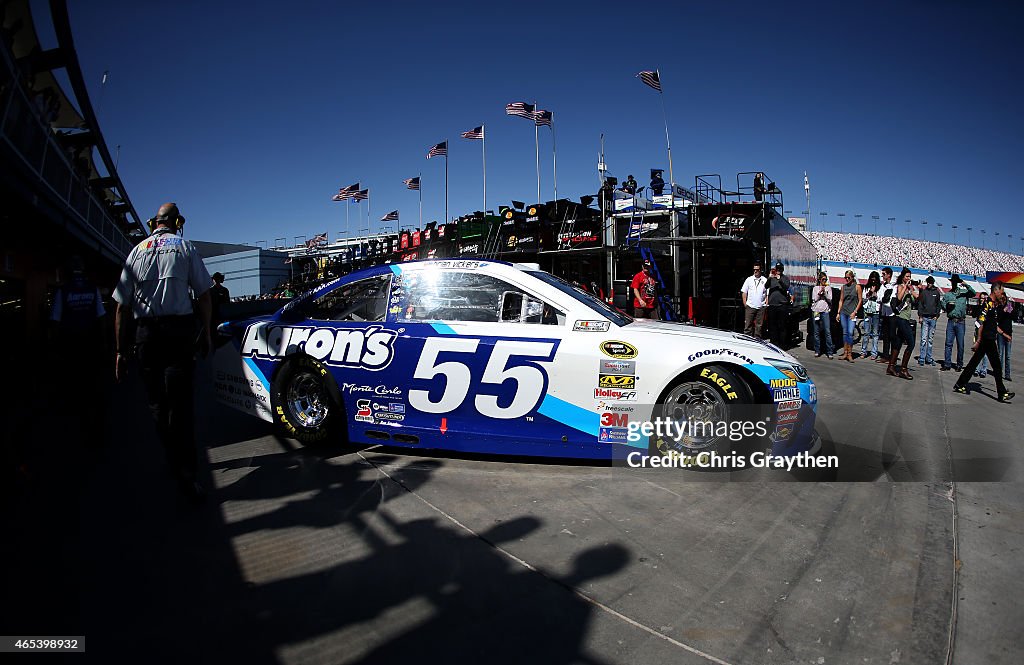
[1,318,1021,664]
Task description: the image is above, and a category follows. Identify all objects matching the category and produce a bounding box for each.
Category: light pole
[951,226,957,245]
[854,213,863,234]
[905,219,911,238]
[981,229,986,249]
[921,220,927,241]
[837,212,846,234]
[871,215,879,235]
[819,211,828,231]
[887,217,896,236]
[936,223,943,243]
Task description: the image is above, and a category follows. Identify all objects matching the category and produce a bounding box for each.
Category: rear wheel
[650,364,755,462]
[271,356,344,445]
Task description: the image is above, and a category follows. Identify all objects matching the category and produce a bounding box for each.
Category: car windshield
[526,270,632,326]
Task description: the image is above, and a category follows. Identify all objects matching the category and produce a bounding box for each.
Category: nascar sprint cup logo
[241,323,398,370]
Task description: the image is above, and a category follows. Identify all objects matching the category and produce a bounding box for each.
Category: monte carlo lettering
[241,323,398,370]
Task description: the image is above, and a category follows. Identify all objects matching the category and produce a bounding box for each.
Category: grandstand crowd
[803,231,1024,277]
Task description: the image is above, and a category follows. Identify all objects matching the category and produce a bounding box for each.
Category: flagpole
[551,115,558,201]
[419,172,423,230]
[534,100,540,203]
[345,200,349,238]
[657,69,675,190]
[482,125,487,212]
[444,148,449,223]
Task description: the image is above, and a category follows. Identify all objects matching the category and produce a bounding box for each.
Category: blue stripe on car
[430,323,458,335]
[538,394,599,437]
[243,357,270,393]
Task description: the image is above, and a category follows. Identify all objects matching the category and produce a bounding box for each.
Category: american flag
[427,141,447,159]
[461,126,484,140]
[403,176,420,190]
[380,210,399,222]
[331,182,360,201]
[505,102,536,120]
[305,232,328,248]
[637,70,662,92]
[534,110,552,127]
[350,189,369,201]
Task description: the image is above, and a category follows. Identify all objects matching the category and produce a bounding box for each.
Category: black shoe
[940,364,950,371]
[952,385,967,395]
[999,391,1015,403]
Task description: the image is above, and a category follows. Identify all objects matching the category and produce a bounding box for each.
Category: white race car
[213,260,817,459]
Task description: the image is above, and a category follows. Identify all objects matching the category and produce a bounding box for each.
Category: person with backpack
[916,275,942,366]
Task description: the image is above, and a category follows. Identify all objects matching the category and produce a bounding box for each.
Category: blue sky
[44,0,1024,253]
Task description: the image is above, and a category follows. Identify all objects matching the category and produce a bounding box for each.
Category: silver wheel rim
[286,371,330,428]
[658,381,729,451]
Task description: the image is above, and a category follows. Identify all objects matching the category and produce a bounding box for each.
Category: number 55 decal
[408,338,555,418]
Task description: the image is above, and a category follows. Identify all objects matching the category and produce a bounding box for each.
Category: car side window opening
[397,270,563,324]
[307,274,391,322]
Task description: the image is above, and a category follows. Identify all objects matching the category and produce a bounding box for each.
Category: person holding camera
[835,270,862,362]
[113,202,213,501]
[810,273,834,358]
[885,267,918,379]
[859,270,882,359]
[941,274,975,371]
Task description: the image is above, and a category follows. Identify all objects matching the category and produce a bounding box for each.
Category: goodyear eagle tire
[650,364,755,463]
[271,355,344,446]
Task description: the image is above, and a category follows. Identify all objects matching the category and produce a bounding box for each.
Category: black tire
[270,355,345,445]
[650,364,757,462]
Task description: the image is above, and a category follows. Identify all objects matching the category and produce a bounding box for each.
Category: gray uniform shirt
[113,229,212,318]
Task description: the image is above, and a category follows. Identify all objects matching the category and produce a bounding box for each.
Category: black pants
[956,338,1007,396]
[767,304,787,348]
[881,315,896,356]
[135,316,199,482]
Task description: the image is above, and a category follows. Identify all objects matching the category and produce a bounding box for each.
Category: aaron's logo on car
[242,323,398,370]
[599,374,636,389]
[600,340,638,359]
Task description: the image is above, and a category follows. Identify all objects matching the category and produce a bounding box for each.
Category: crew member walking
[953,283,1014,402]
[113,203,213,500]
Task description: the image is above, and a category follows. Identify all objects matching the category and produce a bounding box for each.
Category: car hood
[623,319,798,363]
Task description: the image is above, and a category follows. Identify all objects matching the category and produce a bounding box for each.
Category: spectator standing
[765,263,791,348]
[113,203,213,501]
[740,263,767,337]
[941,275,975,372]
[753,172,766,201]
[886,268,918,379]
[835,270,862,362]
[210,272,230,328]
[860,270,882,359]
[953,284,1014,401]
[811,273,834,359]
[650,169,665,196]
[917,275,941,366]
[877,267,897,363]
[631,259,659,319]
[623,175,638,195]
[997,296,1013,381]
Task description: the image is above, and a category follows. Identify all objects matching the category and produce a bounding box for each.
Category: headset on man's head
[147,203,185,234]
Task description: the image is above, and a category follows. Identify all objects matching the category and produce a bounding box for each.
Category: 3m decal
[600,341,638,359]
[599,360,636,375]
[776,399,802,412]
[600,412,630,427]
[573,320,610,332]
[699,367,739,400]
[769,378,797,388]
[599,374,636,389]
[408,337,557,419]
[772,387,800,401]
[242,323,398,370]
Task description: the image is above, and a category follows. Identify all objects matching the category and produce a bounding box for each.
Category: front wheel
[650,364,757,461]
[271,356,344,445]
